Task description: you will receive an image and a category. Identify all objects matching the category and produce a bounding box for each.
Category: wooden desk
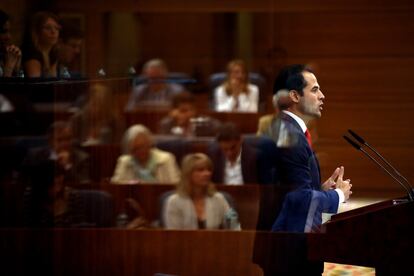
[98,183,261,230]
[0,229,263,276]
[125,110,264,134]
[308,198,414,275]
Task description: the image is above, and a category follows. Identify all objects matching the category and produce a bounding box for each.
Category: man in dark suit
[23,121,90,186]
[209,122,268,185]
[254,64,352,275]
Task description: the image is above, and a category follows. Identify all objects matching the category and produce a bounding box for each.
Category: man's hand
[334,166,352,201]
[323,166,352,201]
[322,167,340,191]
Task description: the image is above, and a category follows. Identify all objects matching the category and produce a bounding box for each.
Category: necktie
[305,129,312,149]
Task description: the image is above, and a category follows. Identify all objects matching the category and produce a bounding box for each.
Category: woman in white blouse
[214,59,259,113]
[163,153,240,230]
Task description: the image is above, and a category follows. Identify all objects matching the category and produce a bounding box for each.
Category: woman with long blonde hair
[163,153,239,230]
[214,59,259,113]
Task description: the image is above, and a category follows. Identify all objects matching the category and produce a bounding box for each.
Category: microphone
[348,129,413,192]
[343,132,414,202]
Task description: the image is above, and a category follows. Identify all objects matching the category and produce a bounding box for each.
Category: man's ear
[289,90,301,103]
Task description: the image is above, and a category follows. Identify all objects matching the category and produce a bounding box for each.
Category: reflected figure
[163,153,240,230]
[23,121,90,186]
[23,161,75,227]
[71,83,124,146]
[111,124,180,184]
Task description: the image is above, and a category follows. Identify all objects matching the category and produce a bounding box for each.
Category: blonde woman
[23,12,60,78]
[163,153,240,230]
[111,124,180,184]
[214,59,259,113]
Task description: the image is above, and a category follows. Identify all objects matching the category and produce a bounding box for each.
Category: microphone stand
[343,132,414,202]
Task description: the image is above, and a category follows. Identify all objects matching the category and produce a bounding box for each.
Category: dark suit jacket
[253,113,338,275]
[269,113,339,232]
[23,146,90,186]
[208,141,261,184]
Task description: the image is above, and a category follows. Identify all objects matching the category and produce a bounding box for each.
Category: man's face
[145,66,166,91]
[175,103,196,126]
[61,38,82,64]
[0,21,11,49]
[297,71,325,119]
[145,66,166,79]
[51,127,73,153]
[219,139,242,163]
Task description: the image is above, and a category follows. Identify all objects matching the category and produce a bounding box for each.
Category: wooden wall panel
[46,0,414,194]
[316,144,414,194]
[55,0,414,13]
[254,12,414,58]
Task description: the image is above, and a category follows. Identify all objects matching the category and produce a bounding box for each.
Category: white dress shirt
[224,151,243,185]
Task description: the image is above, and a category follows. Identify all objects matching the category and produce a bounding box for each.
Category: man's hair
[142,58,168,73]
[273,64,314,97]
[60,23,84,43]
[216,122,241,142]
[171,91,195,108]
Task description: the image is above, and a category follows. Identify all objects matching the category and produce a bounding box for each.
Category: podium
[308,198,414,275]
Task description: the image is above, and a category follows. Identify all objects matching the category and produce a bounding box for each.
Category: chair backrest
[132,72,192,87]
[208,72,267,111]
[158,190,175,228]
[243,135,279,185]
[155,138,190,164]
[71,189,114,227]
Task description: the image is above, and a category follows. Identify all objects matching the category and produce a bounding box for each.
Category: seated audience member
[256,89,289,135]
[71,83,124,146]
[23,121,90,185]
[111,124,180,184]
[125,58,185,110]
[0,9,21,77]
[23,161,76,227]
[214,59,259,113]
[208,122,262,185]
[58,22,84,78]
[159,91,221,136]
[23,12,60,78]
[163,153,240,230]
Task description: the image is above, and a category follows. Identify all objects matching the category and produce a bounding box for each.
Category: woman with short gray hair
[111,124,180,184]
